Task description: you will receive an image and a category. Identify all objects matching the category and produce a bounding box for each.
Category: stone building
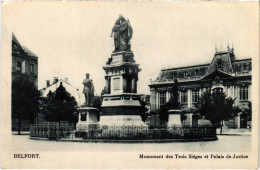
[12,33,38,87]
[149,46,251,128]
[12,33,39,131]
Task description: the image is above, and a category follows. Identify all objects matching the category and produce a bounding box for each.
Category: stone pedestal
[76,107,99,132]
[101,50,146,128]
[99,115,146,127]
[167,109,182,127]
[100,94,147,127]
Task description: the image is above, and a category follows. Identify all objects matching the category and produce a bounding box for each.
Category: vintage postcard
[1,2,259,169]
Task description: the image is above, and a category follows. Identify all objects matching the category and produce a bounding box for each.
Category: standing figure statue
[111,19,121,51]
[169,79,180,109]
[111,14,133,52]
[82,73,95,106]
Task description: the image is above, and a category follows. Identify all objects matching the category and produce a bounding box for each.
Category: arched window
[213,87,223,94]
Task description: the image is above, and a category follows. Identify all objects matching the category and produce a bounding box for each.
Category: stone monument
[82,73,95,106]
[168,79,182,126]
[76,73,99,133]
[100,15,147,127]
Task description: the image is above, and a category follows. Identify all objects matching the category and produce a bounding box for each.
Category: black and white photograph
[1,2,259,169]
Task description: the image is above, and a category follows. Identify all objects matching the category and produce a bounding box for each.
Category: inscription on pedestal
[111,54,123,64]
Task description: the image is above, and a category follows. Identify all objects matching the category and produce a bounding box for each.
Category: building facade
[12,33,39,131]
[41,77,82,105]
[149,46,251,128]
[12,33,38,87]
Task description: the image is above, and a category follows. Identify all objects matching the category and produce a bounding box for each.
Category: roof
[41,79,78,92]
[161,63,209,71]
[151,49,252,86]
[12,33,38,58]
[205,52,233,75]
[22,46,38,58]
[41,79,82,105]
[12,33,22,47]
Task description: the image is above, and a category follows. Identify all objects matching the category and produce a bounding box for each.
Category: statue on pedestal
[83,73,95,106]
[111,14,133,52]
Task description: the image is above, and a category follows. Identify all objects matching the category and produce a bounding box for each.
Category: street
[11,134,251,152]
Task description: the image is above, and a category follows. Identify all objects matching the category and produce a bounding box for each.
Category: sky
[3,2,259,96]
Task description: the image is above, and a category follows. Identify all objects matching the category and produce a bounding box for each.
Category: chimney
[64,78,68,82]
[53,77,58,84]
[46,80,50,87]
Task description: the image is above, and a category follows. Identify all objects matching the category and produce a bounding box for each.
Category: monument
[167,79,182,126]
[76,73,99,133]
[100,15,147,127]
[82,73,95,106]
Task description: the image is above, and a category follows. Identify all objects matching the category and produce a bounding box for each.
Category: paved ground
[216,128,251,135]
[11,134,251,152]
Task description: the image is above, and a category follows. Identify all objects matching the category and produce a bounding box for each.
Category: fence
[30,122,75,139]
[30,123,216,140]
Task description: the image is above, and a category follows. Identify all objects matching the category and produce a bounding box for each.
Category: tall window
[217,59,223,69]
[173,72,177,77]
[113,78,120,91]
[159,91,166,106]
[192,89,199,103]
[30,64,35,74]
[240,86,248,101]
[180,90,188,103]
[184,71,188,77]
[195,69,199,76]
[243,63,247,71]
[16,61,22,73]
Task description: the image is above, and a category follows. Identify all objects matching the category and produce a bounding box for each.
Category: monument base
[167,109,182,126]
[76,122,99,132]
[76,106,99,132]
[99,115,147,127]
[100,94,148,127]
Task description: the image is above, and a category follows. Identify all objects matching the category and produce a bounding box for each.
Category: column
[166,91,171,103]
[187,89,191,108]
[131,76,136,93]
[87,112,90,123]
[234,86,238,106]
[156,92,159,110]
[248,84,251,101]
[224,86,228,95]
[237,114,241,128]
[105,76,111,94]
[123,76,127,93]
[150,89,156,112]
[78,113,81,122]
[189,114,193,126]
[232,85,235,99]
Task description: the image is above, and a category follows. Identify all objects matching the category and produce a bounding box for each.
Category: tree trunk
[18,118,21,135]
